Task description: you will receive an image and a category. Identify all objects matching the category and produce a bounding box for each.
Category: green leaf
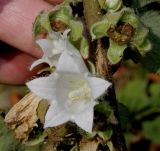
[0,115,19,151]
[140,0,160,7]
[131,0,140,8]
[130,10,160,72]
[0,111,43,151]
[118,103,130,130]
[95,102,117,124]
[140,10,160,39]
[97,129,113,141]
[95,102,113,116]
[149,83,160,107]
[117,79,149,112]
[142,117,160,144]
[124,133,134,148]
[132,0,160,8]
[131,81,160,120]
[141,34,160,72]
[107,39,127,64]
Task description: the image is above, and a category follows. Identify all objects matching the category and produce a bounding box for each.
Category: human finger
[0,0,62,58]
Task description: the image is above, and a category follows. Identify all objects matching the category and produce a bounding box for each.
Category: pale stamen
[68,81,91,102]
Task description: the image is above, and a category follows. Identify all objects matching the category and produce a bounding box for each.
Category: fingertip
[0,0,53,58]
[0,49,42,85]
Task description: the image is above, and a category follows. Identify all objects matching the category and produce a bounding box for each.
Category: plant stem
[83,0,128,151]
[83,0,101,29]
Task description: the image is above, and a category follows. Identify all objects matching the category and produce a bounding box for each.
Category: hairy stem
[83,0,101,29]
[83,0,128,151]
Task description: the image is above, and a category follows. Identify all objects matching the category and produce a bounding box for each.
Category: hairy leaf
[118,103,130,130]
[149,83,160,107]
[0,115,19,151]
[117,79,149,112]
[141,34,160,72]
[139,10,160,72]
[142,117,160,144]
[132,0,160,8]
[140,10,160,38]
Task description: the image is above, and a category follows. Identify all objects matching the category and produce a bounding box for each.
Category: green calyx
[90,8,137,40]
[107,39,127,64]
[51,5,89,59]
[89,4,151,64]
[120,9,139,29]
[50,5,89,59]
[97,0,123,13]
[32,11,52,37]
[90,18,110,39]
[70,35,89,59]
[69,20,83,41]
[49,5,72,26]
[131,26,151,55]
[32,3,89,59]
[90,9,125,40]
[87,61,96,74]
[134,39,152,56]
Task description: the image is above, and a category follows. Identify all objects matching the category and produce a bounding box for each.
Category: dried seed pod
[107,23,135,45]
[5,92,42,141]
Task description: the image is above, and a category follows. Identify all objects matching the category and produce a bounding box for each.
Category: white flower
[31,29,78,70]
[27,52,111,133]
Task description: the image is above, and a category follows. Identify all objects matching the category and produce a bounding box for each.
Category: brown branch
[96,39,128,151]
[96,39,111,80]
[83,0,128,151]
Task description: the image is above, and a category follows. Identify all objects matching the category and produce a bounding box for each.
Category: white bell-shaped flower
[30,29,78,70]
[27,52,111,133]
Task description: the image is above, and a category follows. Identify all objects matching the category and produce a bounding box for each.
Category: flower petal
[36,39,53,56]
[74,105,94,133]
[30,58,52,70]
[44,103,70,128]
[26,73,58,101]
[52,39,66,54]
[57,51,88,73]
[87,77,111,99]
[63,29,71,38]
[65,40,81,56]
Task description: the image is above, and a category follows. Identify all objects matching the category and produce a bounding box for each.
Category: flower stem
[83,0,101,29]
[83,0,128,151]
